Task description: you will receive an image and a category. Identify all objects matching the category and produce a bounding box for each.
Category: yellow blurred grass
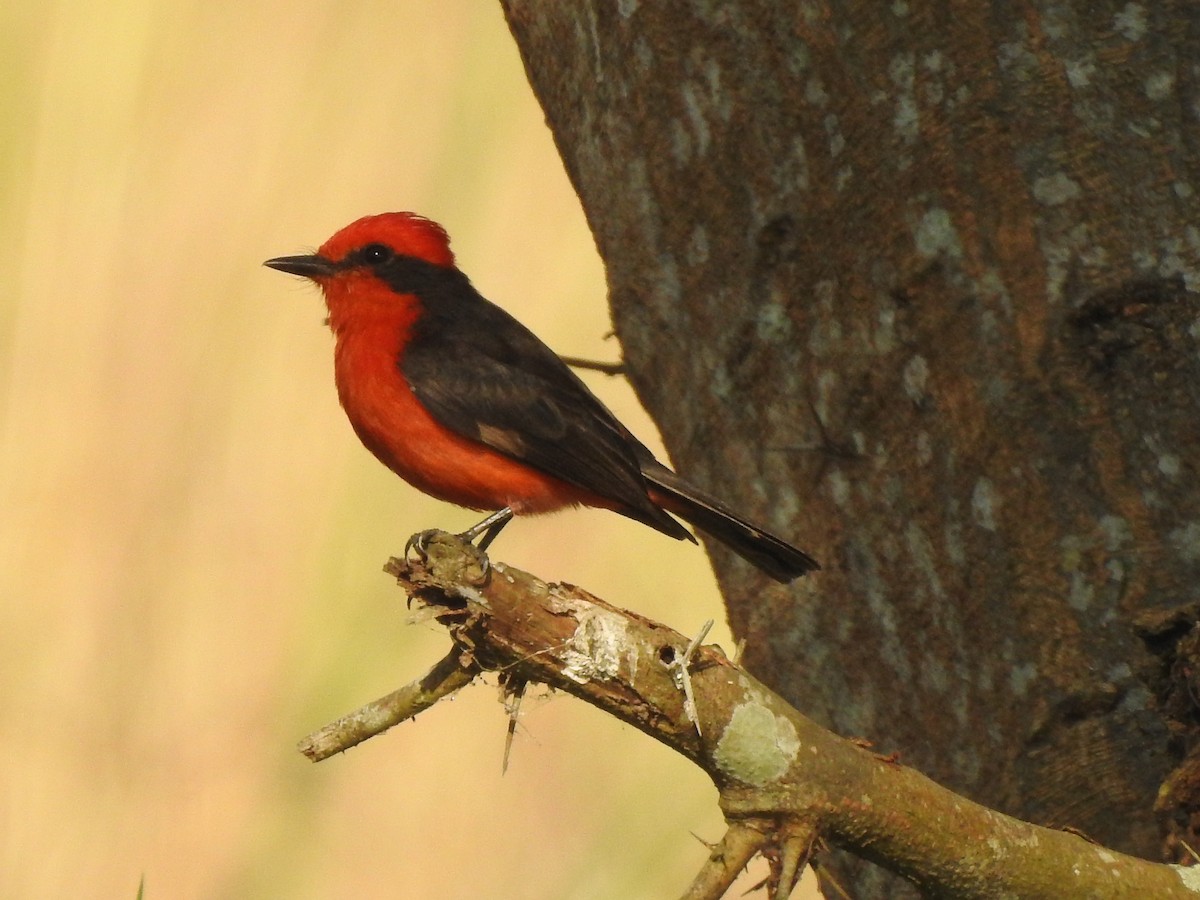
[0,2,818,897]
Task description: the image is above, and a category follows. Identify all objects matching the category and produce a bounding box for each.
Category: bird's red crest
[319,212,455,267]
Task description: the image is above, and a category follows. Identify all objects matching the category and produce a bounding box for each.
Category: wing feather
[397,266,689,540]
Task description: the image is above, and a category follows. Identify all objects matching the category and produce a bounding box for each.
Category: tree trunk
[503,0,1200,889]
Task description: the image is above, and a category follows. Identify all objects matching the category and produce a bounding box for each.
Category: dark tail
[641,462,819,583]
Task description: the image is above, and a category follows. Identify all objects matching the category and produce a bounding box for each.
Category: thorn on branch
[665,619,714,737]
[501,674,528,774]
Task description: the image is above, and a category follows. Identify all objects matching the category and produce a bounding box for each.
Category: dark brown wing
[390,256,692,542]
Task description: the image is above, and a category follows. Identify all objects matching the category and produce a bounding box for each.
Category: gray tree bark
[503,0,1200,892]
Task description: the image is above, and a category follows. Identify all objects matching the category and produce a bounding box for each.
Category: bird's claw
[466,543,492,581]
[403,527,493,583]
[404,528,440,563]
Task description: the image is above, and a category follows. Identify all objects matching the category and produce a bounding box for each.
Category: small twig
[681,819,771,900]
[811,856,852,900]
[298,648,479,761]
[768,400,863,487]
[1181,840,1200,865]
[559,354,626,376]
[668,619,713,737]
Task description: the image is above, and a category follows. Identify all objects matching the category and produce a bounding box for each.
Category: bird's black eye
[361,243,393,265]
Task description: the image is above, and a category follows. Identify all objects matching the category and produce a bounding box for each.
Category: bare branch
[680,819,771,900]
[301,533,1200,897]
[298,648,479,761]
[772,822,817,900]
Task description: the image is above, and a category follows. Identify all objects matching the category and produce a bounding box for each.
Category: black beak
[263,254,337,279]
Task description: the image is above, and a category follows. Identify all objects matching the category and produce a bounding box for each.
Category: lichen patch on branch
[714,693,802,787]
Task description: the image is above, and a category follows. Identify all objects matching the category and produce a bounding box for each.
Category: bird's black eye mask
[357,243,394,266]
[339,242,395,269]
[340,245,472,299]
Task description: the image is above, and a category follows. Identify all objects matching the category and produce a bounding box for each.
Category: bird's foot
[404,528,493,583]
[404,509,514,583]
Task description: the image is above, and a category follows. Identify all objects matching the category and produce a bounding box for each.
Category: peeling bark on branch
[301,535,1200,898]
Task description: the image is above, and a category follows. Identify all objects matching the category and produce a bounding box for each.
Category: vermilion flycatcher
[265,213,816,581]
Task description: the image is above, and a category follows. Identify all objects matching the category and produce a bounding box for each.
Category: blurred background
[0,2,820,898]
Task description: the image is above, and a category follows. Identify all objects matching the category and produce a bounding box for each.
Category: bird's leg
[463,507,514,552]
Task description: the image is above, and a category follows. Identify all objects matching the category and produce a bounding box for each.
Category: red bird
[265,212,817,582]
